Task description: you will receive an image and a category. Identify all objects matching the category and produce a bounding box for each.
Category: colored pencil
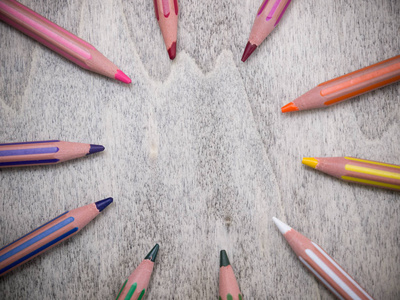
[242,0,292,62]
[219,250,243,300]
[273,217,374,300]
[0,198,113,277]
[153,0,178,60]
[0,0,131,83]
[0,140,105,168]
[302,156,400,191]
[115,244,159,300]
[282,55,400,112]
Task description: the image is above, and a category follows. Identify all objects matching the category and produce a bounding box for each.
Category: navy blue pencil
[0,198,113,276]
[0,140,104,167]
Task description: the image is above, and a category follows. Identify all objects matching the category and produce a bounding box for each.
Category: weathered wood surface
[0,0,399,299]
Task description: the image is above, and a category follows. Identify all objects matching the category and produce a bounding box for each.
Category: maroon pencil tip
[241,42,257,62]
[168,42,177,60]
[115,69,132,84]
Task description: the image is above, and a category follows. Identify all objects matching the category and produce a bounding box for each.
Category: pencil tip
[115,69,132,84]
[272,217,291,235]
[95,197,113,212]
[281,102,299,113]
[302,157,318,169]
[220,250,230,267]
[241,42,257,62]
[88,144,105,155]
[168,42,177,60]
[145,244,160,262]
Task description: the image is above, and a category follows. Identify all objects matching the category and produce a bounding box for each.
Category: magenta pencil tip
[95,197,113,212]
[115,69,132,84]
[241,42,257,62]
[168,42,177,60]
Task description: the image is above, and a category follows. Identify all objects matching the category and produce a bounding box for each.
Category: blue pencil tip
[95,197,113,212]
[88,144,105,155]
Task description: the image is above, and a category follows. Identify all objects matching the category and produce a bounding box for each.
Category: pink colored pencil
[0,140,105,168]
[242,0,292,62]
[115,244,159,300]
[219,250,243,300]
[273,217,374,300]
[153,0,178,60]
[282,55,400,112]
[0,0,131,83]
[302,156,400,191]
[0,198,113,277]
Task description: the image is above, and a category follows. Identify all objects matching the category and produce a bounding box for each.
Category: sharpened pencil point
[115,69,132,84]
[241,42,257,62]
[168,42,177,60]
[145,244,160,262]
[272,217,292,235]
[220,250,230,267]
[95,197,113,212]
[302,157,318,169]
[281,102,299,113]
[88,144,105,155]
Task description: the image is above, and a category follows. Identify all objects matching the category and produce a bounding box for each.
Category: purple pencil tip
[95,197,113,212]
[88,144,105,155]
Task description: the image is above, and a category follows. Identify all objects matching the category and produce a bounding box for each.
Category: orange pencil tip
[281,102,299,113]
[168,42,177,60]
[115,70,131,84]
[241,42,257,62]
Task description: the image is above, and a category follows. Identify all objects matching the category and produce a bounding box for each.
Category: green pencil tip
[144,244,159,262]
[220,250,230,267]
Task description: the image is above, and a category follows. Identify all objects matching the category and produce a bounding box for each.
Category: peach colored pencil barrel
[0,140,105,168]
[302,157,400,191]
[219,250,243,300]
[242,0,292,62]
[273,218,374,300]
[0,0,131,83]
[153,0,178,60]
[282,55,400,112]
[0,198,113,277]
[115,244,159,300]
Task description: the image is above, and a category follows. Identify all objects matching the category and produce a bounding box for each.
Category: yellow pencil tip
[302,157,318,169]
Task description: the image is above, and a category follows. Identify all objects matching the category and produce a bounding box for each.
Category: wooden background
[0,0,399,299]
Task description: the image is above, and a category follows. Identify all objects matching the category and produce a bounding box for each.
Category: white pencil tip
[272,217,292,235]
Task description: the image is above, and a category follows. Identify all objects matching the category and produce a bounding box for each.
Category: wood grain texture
[0,0,399,299]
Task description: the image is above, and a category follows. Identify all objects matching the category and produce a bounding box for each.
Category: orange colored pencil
[0,140,104,168]
[153,0,178,60]
[273,217,374,300]
[242,0,292,62]
[0,0,131,83]
[219,250,243,300]
[115,244,159,300]
[282,55,400,112]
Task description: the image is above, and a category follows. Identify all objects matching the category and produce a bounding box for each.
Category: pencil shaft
[153,0,178,59]
[242,0,291,61]
[0,199,112,276]
[286,55,400,111]
[304,157,400,191]
[0,0,130,82]
[0,140,104,168]
[116,245,159,300]
[284,228,373,300]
